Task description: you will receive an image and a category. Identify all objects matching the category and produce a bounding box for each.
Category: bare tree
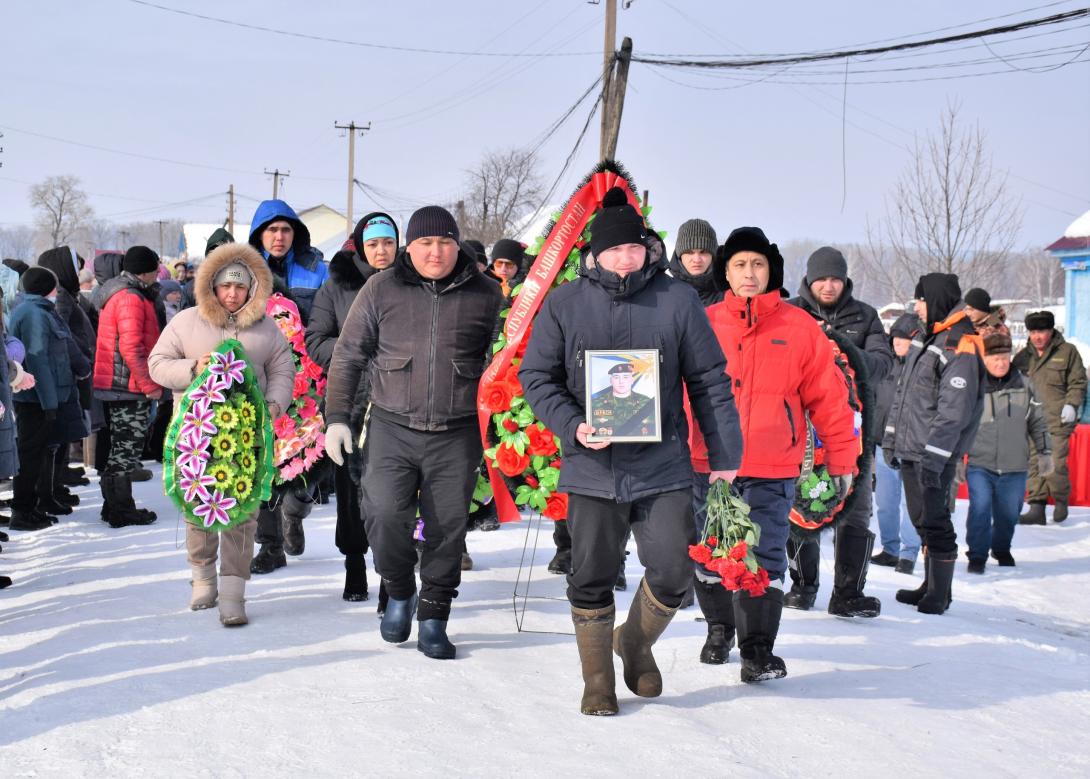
[459,148,544,246]
[0,225,37,260]
[1017,248,1065,305]
[28,175,94,249]
[864,103,1022,301]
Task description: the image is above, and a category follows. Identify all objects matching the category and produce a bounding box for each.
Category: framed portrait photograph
[584,349,661,443]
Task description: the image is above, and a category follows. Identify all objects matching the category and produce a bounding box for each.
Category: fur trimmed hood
[195,243,273,329]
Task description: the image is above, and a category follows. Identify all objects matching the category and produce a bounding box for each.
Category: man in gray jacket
[324,206,503,661]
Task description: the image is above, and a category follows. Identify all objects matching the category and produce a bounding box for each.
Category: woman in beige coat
[149,243,294,626]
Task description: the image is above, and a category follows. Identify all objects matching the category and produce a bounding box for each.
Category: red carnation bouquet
[689,481,770,597]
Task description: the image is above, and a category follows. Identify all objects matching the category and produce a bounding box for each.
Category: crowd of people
[0,190,1085,717]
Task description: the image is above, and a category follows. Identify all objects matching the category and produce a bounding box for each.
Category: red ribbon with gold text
[477,170,641,522]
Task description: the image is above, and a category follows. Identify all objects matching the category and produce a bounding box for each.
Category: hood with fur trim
[195,243,274,329]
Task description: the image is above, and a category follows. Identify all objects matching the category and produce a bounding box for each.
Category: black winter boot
[417,618,457,659]
[280,491,311,556]
[102,475,157,528]
[827,526,881,618]
[342,553,369,601]
[734,588,788,683]
[8,510,53,531]
[62,464,90,486]
[1019,502,1046,525]
[693,578,735,665]
[0,575,11,589]
[380,589,418,643]
[917,552,956,615]
[250,544,286,574]
[547,547,572,575]
[130,466,153,482]
[784,537,820,610]
[896,549,929,605]
[377,580,389,616]
[1053,501,1068,523]
[572,605,618,715]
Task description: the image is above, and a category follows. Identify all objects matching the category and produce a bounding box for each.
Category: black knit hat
[123,245,160,274]
[1024,310,1055,331]
[491,238,525,267]
[806,246,848,282]
[405,205,459,244]
[889,312,919,339]
[590,187,647,258]
[713,226,784,293]
[674,219,717,257]
[22,266,58,296]
[964,287,991,312]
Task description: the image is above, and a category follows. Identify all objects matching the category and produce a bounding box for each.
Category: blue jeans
[965,467,1027,562]
[874,452,920,562]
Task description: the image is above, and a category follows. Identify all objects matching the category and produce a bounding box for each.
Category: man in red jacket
[93,246,163,528]
[688,227,858,682]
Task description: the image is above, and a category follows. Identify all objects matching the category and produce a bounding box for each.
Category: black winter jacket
[789,279,893,384]
[325,246,503,432]
[519,239,743,503]
[667,252,723,306]
[883,303,985,472]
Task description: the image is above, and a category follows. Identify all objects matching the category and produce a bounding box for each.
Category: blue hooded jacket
[248,199,329,320]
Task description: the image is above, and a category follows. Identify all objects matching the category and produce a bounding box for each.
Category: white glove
[1061,404,1077,425]
[832,473,854,502]
[325,423,354,466]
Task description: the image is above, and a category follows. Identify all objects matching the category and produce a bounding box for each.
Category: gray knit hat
[806,246,848,282]
[674,219,718,257]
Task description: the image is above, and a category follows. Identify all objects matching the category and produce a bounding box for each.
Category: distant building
[1046,208,1090,348]
[178,204,347,262]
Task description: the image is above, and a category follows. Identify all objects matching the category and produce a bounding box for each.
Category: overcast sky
[1,0,1087,250]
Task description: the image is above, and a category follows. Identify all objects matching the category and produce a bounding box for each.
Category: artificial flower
[194,490,238,529]
[526,424,559,457]
[482,380,514,414]
[208,460,236,491]
[543,492,568,520]
[494,442,530,477]
[210,431,238,460]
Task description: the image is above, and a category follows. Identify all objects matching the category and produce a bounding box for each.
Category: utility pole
[335,120,371,236]
[227,184,236,234]
[156,220,166,258]
[120,229,131,249]
[264,168,290,199]
[598,0,617,160]
[602,37,633,160]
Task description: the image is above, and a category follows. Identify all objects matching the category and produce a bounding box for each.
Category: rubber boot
[612,578,677,698]
[380,589,418,643]
[417,619,457,659]
[827,526,881,618]
[572,605,618,716]
[896,550,932,606]
[250,507,286,574]
[189,564,218,610]
[917,551,956,615]
[281,490,310,556]
[36,449,72,516]
[218,575,248,626]
[102,475,157,528]
[343,553,369,601]
[783,537,819,610]
[1053,501,1068,523]
[694,578,735,664]
[734,588,788,683]
[1019,502,1046,525]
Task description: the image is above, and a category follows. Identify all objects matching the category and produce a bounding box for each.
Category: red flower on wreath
[483,380,514,413]
[302,357,324,381]
[502,362,523,396]
[526,425,558,457]
[502,418,519,432]
[543,492,568,520]
[495,442,530,477]
[525,475,539,489]
[292,373,310,399]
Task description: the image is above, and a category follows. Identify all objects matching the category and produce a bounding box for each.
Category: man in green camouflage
[1014,310,1087,524]
[590,363,656,439]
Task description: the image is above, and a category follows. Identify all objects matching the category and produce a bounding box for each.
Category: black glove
[882,448,900,470]
[920,467,942,489]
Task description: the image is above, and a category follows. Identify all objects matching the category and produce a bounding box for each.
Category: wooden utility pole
[455,200,467,229]
[335,120,371,236]
[227,184,236,234]
[265,168,290,199]
[598,0,617,160]
[156,220,166,258]
[602,37,633,160]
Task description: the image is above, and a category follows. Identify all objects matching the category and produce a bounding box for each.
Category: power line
[126,0,597,58]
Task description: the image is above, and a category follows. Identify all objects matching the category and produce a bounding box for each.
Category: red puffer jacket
[93,276,162,397]
[688,289,857,477]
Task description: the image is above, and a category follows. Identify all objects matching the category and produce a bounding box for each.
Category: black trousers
[360,415,480,621]
[566,488,696,610]
[13,403,53,512]
[900,460,958,555]
[333,450,370,556]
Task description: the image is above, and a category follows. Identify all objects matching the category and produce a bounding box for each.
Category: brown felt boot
[189,564,218,610]
[612,578,677,698]
[218,575,248,627]
[571,604,617,716]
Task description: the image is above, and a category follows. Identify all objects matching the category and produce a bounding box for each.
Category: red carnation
[543,492,568,520]
[728,541,748,561]
[549,459,562,469]
[502,418,519,432]
[483,381,514,413]
[706,536,718,547]
[495,443,530,477]
[688,544,713,565]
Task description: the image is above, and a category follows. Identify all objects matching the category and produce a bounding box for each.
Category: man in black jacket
[519,188,743,716]
[786,247,893,618]
[324,206,503,660]
[883,273,984,615]
[667,218,722,306]
[306,212,392,601]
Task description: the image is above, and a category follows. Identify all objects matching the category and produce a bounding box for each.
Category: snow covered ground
[2,468,1088,777]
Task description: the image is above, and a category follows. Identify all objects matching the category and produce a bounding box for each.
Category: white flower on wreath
[808,481,829,500]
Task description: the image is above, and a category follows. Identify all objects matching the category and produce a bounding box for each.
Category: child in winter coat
[149,243,294,626]
[964,333,1051,572]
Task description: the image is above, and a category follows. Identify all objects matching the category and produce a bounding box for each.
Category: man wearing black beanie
[92,246,164,528]
[324,205,503,660]
[786,246,893,619]
[519,187,743,714]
